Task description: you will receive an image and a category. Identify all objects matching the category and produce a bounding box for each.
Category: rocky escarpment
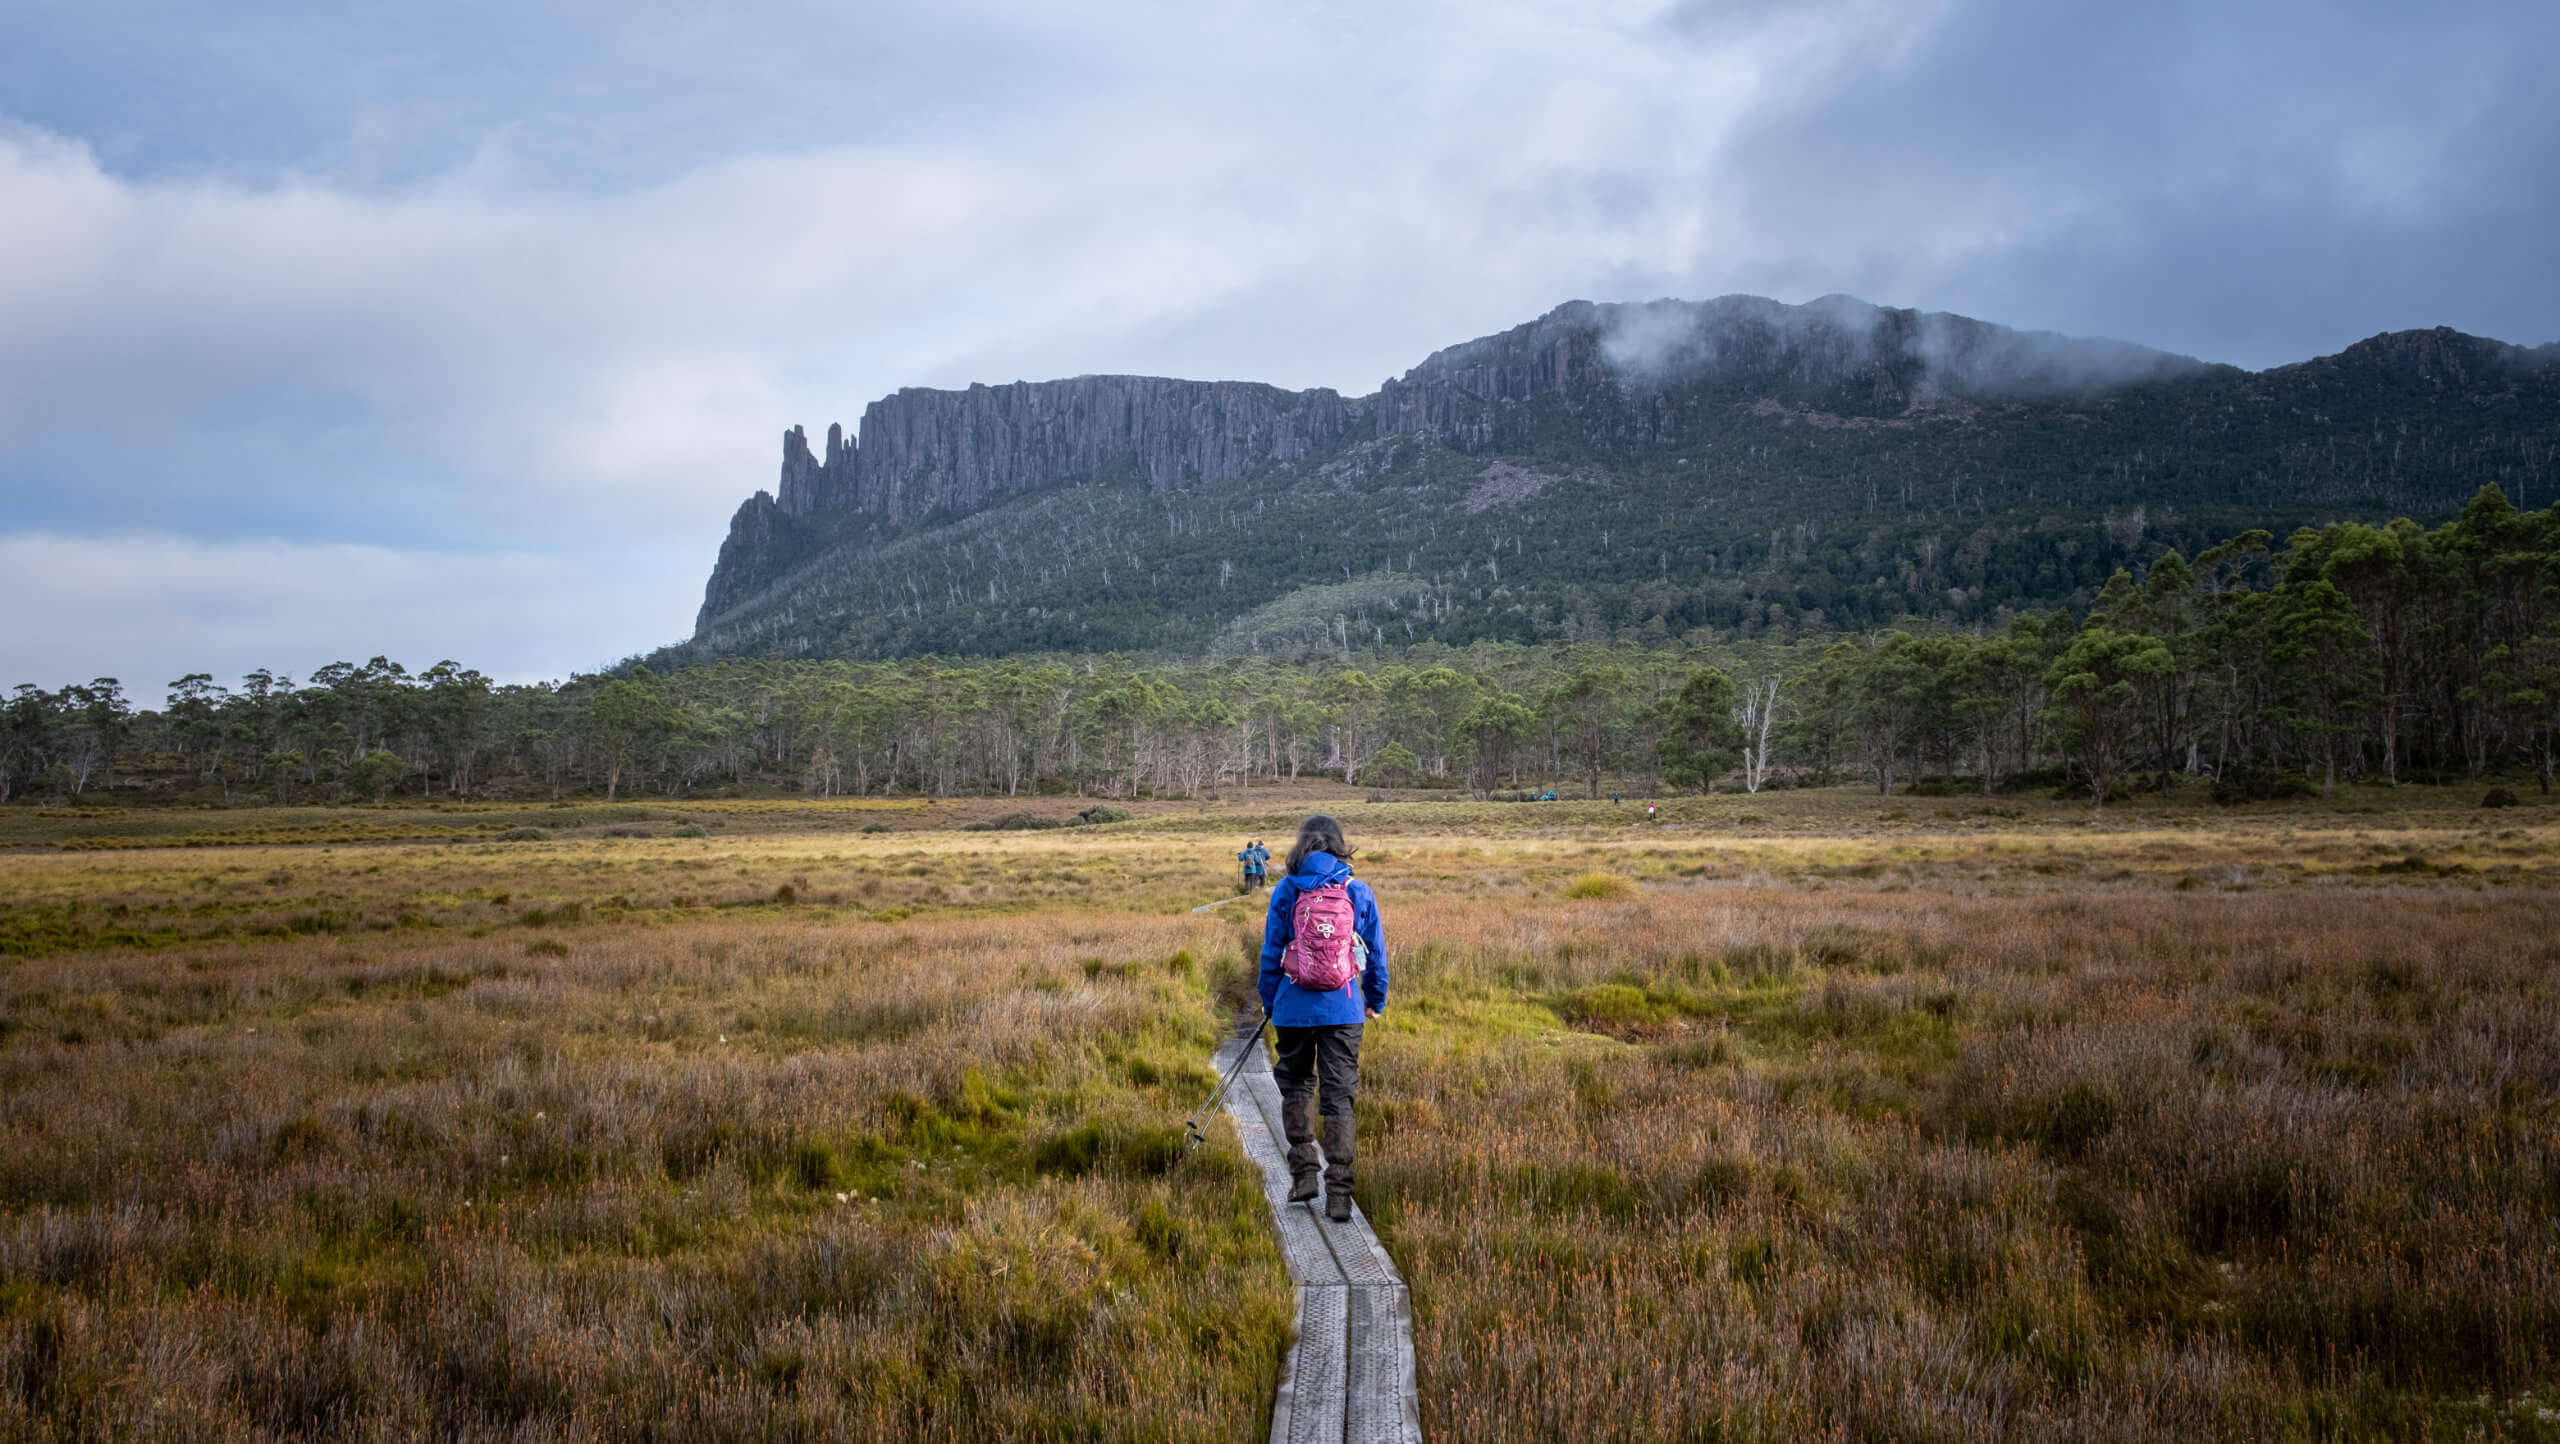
[854,377,1366,522]
[771,377,1369,525]
[694,294,2554,640]
[702,295,2211,630]
[699,378,1370,630]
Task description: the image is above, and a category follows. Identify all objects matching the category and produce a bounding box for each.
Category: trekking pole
[1182,1004,1271,1155]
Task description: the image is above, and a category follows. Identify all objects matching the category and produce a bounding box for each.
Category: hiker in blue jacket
[1258,813,1388,1222]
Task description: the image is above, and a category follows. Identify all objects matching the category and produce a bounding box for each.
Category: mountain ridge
[678,295,2560,664]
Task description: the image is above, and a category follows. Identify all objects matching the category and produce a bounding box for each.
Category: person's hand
[1366,1008,1381,1020]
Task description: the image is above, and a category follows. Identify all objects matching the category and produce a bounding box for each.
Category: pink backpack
[1281,882,1366,991]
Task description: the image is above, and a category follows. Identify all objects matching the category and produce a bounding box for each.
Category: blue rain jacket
[1257,851,1388,1025]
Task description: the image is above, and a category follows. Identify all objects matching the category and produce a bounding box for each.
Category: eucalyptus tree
[1656,665,1740,793]
[2043,627,2174,804]
[1323,669,1385,786]
[2267,578,2374,794]
[587,671,677,801]
[1733,671,1781,794]
[1543,660,1630,798]
[56,680,129,797]
[2315,521,2423,782]
[1459,694,1537,789]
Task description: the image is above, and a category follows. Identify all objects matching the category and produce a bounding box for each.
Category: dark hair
[1285,814,1355,875]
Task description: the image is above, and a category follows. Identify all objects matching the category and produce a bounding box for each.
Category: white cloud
[0,532,692,692]
[0,1,1970,517]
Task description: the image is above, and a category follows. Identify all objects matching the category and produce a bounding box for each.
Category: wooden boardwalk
[1213,1022,1425,1444]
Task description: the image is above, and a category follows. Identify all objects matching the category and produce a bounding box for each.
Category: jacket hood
[1291,850,1352,885]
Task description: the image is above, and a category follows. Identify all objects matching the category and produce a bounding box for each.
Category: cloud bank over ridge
[2,0,2554,691]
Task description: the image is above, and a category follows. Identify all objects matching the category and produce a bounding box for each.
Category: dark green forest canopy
[9,490,2560,807]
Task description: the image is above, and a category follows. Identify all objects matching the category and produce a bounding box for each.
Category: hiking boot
[1321,1113,1355,1188]
[1321,1111,1356,1222]
[1281,1093,1322,1201]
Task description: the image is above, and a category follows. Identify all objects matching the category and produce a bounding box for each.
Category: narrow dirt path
[1212,1020,1425,1444]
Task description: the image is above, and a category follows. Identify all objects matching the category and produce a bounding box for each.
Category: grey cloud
[1688,0,2560,364]
[2,0,2555,683]
[1591,292,2210,396]
[1902,314,2216,396]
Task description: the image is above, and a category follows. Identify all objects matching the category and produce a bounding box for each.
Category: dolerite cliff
[700,378,1369,624]
[684,294,2560,661]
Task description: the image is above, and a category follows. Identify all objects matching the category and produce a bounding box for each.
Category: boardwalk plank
[1214,1027,1424,1444]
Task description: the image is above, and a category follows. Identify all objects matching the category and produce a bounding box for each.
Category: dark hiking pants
[1273,1022,1362,1194]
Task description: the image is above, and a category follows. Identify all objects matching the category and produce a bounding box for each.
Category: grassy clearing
[2,783,2557,1438]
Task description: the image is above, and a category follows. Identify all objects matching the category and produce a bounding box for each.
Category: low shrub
[2212,767,2316,804]
[2055,780,2138,804]
[498,826,549,841]
[1994,766,2070,794]
[2043,1081,2119,1158]
[1032,1117,1186,1178]
[1555,982,1665,1029]
[2482,787,2520,809]
[1562,872,1634,900]
[963,812,1068,832]
[958,803,1131,829]
[2376,852,2471,878]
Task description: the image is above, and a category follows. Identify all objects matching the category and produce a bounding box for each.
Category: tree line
[8,488,2556,807]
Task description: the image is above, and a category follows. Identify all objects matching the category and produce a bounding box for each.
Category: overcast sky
[5,0,2555,698]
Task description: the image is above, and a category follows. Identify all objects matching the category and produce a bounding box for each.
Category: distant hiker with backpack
[1259,814,1389,1222]
[1247,839,1269,886]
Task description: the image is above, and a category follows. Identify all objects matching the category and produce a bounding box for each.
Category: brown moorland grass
[0,908,1291,1439]
[1361,884,2560,1440]
[3,785,2558,1439]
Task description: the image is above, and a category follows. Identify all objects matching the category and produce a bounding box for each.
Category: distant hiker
[1646,801,1658,821]
[1237,843,1258,890]
[1249,839,1270,884]
[1259,813,1389,1223]
[1612,791,1621,805]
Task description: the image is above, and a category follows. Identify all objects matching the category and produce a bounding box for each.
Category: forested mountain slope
[669,296,2559,664]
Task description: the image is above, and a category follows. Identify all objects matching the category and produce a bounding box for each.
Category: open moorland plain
[3,783,2557,1441]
